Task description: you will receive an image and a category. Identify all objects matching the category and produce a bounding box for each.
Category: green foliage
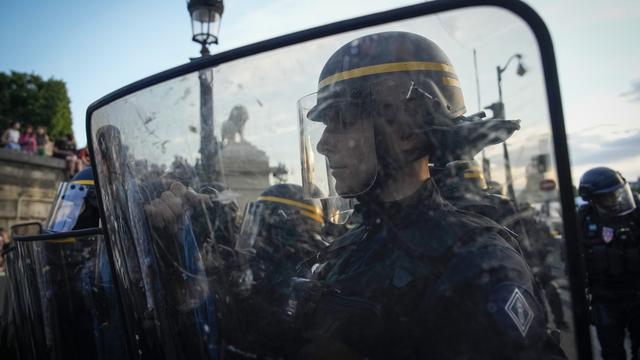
[0,71,72,139]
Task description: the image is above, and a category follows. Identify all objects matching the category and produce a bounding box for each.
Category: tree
[0,71,72,139]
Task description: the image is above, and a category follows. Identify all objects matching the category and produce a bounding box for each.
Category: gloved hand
[143,181,212,234]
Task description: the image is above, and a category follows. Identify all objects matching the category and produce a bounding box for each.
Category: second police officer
[437,160,569,331]
[232,184,328,357]
[293,31,567,359]
[578,167,640,360]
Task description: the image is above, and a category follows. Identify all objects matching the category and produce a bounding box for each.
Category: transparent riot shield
[6,222,130,360]
[4,223,48,360]
[87,2,588,359]
[37,234,129,360]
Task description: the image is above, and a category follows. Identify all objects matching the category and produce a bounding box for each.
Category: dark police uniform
[579,201,640,359]
[293,180,565,359]
[437,167,569,331]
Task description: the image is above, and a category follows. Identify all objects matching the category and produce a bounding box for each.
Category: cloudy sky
[1,0,639,186]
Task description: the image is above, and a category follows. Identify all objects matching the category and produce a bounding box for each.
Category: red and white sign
[539,179,556,192]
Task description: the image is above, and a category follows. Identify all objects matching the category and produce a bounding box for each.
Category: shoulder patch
[505,288,534,337]
[487,283,545,343]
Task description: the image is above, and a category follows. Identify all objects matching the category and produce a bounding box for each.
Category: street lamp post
[496,53,526,204]
[187,0,224,184]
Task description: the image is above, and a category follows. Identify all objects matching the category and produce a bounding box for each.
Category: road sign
[540,179,556,191]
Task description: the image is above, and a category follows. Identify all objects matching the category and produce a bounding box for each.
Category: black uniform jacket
[578,204,640,301]
[296,179,566,359]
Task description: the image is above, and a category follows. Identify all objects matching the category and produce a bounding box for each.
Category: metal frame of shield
[85,0,589,358]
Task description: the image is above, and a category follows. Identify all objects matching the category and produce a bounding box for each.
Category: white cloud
[560,90,640,182]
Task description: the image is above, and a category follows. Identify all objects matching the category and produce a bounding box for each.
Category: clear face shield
[237,196,325,252]
[299,89,381,224]
[298,94,378,198]
[593,183,637,218]
[299,77,437,222]
[236,201,264,253]
[46,181,93,232]
[236,197,326,293]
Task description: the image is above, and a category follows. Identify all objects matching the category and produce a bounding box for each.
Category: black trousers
[593,298,640,360]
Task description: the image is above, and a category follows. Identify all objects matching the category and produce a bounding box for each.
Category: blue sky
[1,0,639,183]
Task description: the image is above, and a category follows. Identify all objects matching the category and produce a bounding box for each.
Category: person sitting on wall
[18,124,37,154]
[35,126,51,156]
[53,133,83,176]
[1,122,21,151]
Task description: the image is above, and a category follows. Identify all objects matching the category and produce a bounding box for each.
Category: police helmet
[309,31,466,122]
[299,32,520,198]
[442,160,488,192]
[237,184,325,251]
[579,167,637,217]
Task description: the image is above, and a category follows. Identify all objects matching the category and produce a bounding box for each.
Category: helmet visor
[46,182,91,232]
[593,183,637,217]
[298,92,378,200]
[237,197,325,252]
[236,201,263,252]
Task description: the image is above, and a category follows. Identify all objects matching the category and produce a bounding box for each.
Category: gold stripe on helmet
[257,196,323,215]
[318,61,456,89]
[442,76,460,88]
[299,209,325,224]
[463,167,483,179]
[463,172,482,179]
[71,179,95,185]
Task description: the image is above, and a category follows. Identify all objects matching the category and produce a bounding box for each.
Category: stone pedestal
[220,140,271,211]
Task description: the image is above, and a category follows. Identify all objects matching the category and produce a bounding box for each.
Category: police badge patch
[505,288,534,337]
[602,227,615,243]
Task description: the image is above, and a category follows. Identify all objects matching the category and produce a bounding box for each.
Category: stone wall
[221,140,271,211]
[0,148,67,232]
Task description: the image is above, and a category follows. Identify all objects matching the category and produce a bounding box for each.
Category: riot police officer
[437,160,518,224]
[578,167,640,360]
[437,160,569,331]
[232,184,328,357]
[294,31,566,359]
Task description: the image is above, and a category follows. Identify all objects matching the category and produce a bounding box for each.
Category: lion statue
[221,105,249,144]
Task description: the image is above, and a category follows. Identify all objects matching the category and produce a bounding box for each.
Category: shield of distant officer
[5,223,49,360]
[5,165,132,359]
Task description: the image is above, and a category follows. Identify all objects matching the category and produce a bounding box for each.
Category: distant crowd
[1,121,89,177]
